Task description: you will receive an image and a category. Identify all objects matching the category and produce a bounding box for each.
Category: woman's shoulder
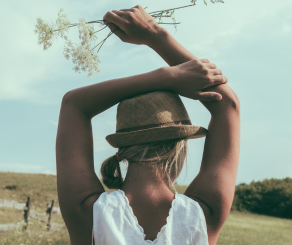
[93,190,126,208]
[175,193,207,219]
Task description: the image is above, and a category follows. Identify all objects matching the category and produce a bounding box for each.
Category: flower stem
[148,4,196,14]
[92,25,108,34]
[157,22,181,24]
[91,29,115,52]
[96,32,114,53]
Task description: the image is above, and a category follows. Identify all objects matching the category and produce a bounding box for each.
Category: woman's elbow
[61,90,76,106]
[229,89,240,111]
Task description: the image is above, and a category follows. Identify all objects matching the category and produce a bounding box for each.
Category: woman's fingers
[204,63,217,69]
[119,8,133,11]
[212,75,228,85]
[103,11,129,41]
[211,69,223,75]
[195,91,222,101]
[103,11,127,30]
[112,10,129,17]
[107,23,127,41]
[200,59,220,78]
[200,59,210,63]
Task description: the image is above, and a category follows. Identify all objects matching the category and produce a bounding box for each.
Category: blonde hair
[100,138,188,190]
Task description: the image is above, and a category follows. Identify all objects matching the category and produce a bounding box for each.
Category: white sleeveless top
[92,189,208,245]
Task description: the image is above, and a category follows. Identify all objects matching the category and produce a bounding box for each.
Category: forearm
[63,67,170,118]
[147,27,198,66]
[148,27,237,110]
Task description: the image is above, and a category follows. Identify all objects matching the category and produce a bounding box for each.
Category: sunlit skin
[56,5,240,245]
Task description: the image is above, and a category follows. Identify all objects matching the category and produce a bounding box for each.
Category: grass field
[1,171,292,245]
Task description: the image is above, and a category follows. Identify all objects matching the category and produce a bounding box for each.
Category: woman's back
[122,189,175,241]
[92,190,208,245]
[56,6,240,245]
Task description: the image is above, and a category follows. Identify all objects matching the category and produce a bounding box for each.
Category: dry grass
[1,171,292,245]
[0,172,59,212]
[0,221,70,245]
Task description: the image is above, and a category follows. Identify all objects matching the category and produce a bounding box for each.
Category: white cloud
[0,163,57,175]
[281,23,292,34]
[43,170,56,175]
[1,0,292,103]
[1,0,292,185]
[49,119,58,126]
[94,139,113,152]
[0,163,42,171]
[0,0,120,103]
[171,0,291,63]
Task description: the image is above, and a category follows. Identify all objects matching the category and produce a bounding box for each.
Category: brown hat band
[106,125,207,148]
[116,120,192,133]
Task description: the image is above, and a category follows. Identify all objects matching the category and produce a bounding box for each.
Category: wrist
[201,85,240,115]
[155,66,175,91]
[145,26,169,49]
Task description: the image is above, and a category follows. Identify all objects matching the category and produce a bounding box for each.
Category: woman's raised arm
[104,5,240,244]
[56,59,226,244]
[56,67,170,244]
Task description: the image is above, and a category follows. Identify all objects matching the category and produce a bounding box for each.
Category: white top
[92,189,208,245]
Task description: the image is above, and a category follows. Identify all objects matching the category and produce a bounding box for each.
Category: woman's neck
[121,163,175,198]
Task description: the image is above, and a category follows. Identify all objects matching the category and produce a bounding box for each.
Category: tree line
[231,177,292,219]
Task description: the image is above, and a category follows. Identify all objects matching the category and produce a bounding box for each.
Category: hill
[1,172,292,245]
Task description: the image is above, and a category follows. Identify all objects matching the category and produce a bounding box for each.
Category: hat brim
[106,125,207,148]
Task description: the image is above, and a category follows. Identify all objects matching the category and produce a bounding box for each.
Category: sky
[0,0,291,185]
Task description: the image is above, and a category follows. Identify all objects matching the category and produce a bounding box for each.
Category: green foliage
[4,185,18,190]
[232,178,292,219]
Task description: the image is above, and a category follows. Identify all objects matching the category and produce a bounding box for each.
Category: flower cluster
[34,18,54,50]
[35,1,224,78]
[34,8,71,50]
[55,8,70,40]
[78,18,92,48]
[63,18,100,78]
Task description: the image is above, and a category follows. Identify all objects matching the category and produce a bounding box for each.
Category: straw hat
[106,91,207,148]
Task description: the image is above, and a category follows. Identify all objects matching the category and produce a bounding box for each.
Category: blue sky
[1,0,291,185]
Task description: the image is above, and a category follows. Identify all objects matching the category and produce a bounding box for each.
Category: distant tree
[232,178,292,219]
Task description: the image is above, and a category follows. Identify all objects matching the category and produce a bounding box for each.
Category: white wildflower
[56,8,70,40]
[88,24,97,42]
[64,42,100,78]
[78,18,91,48]
[35,8,70,50]
[34,18,54,50]
[63,18,100,78]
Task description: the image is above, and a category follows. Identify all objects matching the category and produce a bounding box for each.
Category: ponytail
[100,139,188,190]
[100,153,123,189]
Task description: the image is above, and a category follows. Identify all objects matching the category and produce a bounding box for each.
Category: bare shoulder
[65,193,104,245]
[183,193,222,245]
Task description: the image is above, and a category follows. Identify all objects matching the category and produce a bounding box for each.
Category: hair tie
[115,152,120,162]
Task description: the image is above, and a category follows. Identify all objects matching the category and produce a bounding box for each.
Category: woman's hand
[103,5,162,45]
[168,59,228,101]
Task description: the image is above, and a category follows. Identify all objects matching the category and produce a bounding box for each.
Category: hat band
[116,120,192,133]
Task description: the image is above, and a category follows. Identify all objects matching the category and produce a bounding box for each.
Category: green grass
[1,171,292,245]
[218,211,292,245]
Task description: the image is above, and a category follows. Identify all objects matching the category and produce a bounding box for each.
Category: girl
[56,5,240,245]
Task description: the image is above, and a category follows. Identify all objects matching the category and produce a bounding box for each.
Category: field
[1,171,292,245]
